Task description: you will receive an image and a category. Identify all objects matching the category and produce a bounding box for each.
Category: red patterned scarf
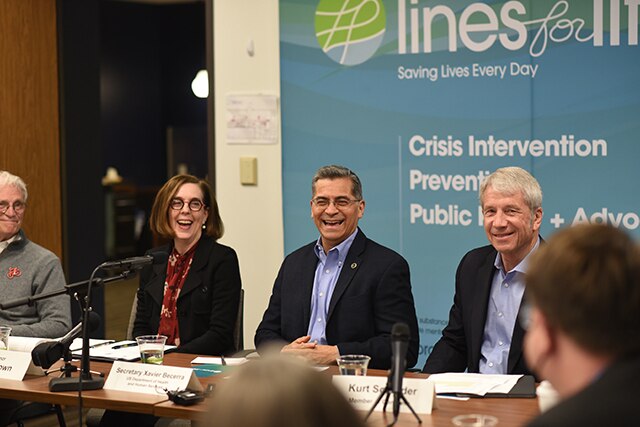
[157,243,198,345]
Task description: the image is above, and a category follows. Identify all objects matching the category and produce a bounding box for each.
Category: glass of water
[451,414,499,426]
[0,326,10,350]
[336,354,371,375]
[135,334,167,364]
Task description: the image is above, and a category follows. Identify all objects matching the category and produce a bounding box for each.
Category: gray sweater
[0,230,71,337]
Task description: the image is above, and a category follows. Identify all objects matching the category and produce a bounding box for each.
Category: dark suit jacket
[528,356,640,426]
[254,229,419,370]
[133,235,241,356]
[423,243,532,375]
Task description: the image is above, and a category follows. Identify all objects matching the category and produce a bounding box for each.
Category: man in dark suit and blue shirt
[424,166,543,375]
[255,165,419,369]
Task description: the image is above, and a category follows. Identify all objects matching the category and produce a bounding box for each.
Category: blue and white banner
[280,0,640,367]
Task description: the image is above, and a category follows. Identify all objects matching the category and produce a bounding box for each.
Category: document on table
[191,356,248,366]
[428,373,523,397]
[71,340,176,362]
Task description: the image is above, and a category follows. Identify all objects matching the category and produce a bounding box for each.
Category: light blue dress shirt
[307,229,358,345]
[479,238,540,374]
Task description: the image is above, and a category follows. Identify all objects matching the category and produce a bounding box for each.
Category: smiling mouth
[493,232,513,239]
[323,219,344,227]
[177,220,193,228]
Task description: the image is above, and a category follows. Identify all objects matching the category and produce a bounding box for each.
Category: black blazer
[133,235,241,356]
[423,243,532,375]
[254,229,419,370]
[528,356,640,426]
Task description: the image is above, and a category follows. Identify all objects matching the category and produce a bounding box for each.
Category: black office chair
[233,289,244,353]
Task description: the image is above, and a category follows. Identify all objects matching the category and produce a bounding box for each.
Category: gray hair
[0,171,28,202]
[311,165,363,200]
[480,166,542,213]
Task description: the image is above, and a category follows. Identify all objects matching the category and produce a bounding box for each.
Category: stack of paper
[428,373,522,396]
[191,356,248,366]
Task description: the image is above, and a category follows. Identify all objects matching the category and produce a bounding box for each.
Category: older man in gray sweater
[0,170,71,425]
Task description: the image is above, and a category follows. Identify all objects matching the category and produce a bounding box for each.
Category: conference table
[0,353,540,426]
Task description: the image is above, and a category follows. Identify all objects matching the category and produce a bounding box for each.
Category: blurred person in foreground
[424,166,542,375]
[255,165,419,369]
[524,224,640,426]
[100,174,241,427]
[205,355,366,427]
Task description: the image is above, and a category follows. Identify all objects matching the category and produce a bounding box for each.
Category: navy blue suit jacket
[255,229,419,370]
[423,243,532,375]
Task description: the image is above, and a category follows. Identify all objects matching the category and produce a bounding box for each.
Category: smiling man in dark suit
[255,165,419,369]
[424,166,543,375]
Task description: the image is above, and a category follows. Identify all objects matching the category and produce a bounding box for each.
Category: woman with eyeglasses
[131,174,241,356]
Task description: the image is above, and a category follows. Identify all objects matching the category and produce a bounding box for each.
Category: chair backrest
[126,293,138,340]
[127,288,245,352]
[233,289,244,352]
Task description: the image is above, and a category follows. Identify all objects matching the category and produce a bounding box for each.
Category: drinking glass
[0,326,10,350]
[135,334,167,364]
[336,354,371,376]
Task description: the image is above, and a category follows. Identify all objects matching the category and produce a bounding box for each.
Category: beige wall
[213,0,283,349]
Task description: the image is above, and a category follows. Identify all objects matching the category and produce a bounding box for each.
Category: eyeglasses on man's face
[0,201,26,215]
[311,197,361,209]
[170,198,205,212]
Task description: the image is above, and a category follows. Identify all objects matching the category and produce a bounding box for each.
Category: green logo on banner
[315,0,386,66]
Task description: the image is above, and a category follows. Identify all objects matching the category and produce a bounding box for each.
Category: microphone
[100,252,168,271]
[32,311,101,369]
[390,322,410,394]
[365,322,421,425]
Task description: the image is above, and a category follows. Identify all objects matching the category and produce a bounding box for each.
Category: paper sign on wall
[104,361,202,395]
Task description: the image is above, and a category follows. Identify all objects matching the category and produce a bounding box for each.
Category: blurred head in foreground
[205,355,365,427]
[524,223,640,398]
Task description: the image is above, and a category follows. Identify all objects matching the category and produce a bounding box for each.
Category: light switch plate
[240,157,258,185]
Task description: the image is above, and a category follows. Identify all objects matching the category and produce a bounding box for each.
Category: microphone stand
[45,346,104,391]
[0,272,133,310]
[365,372,422,427]
[1,271,133,392]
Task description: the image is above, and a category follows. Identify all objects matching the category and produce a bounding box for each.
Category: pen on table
[69,340,115,352]
[220,355,226,366]
[89,340,116,349]
[111,342,138,350]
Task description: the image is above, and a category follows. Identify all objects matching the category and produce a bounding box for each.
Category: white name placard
[0,350,35,380]
[332,375,436,414]
[104,361,203,395]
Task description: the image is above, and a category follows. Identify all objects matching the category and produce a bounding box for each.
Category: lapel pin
[351,263,357,269]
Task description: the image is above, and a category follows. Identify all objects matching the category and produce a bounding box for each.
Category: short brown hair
[526,224,640,357]
[149,174,224,240]
[205,355,365,427]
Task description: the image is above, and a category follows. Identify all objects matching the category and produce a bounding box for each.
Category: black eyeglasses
[170,198,205,212]
[0,201,26,215]
[311,197,361,209]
